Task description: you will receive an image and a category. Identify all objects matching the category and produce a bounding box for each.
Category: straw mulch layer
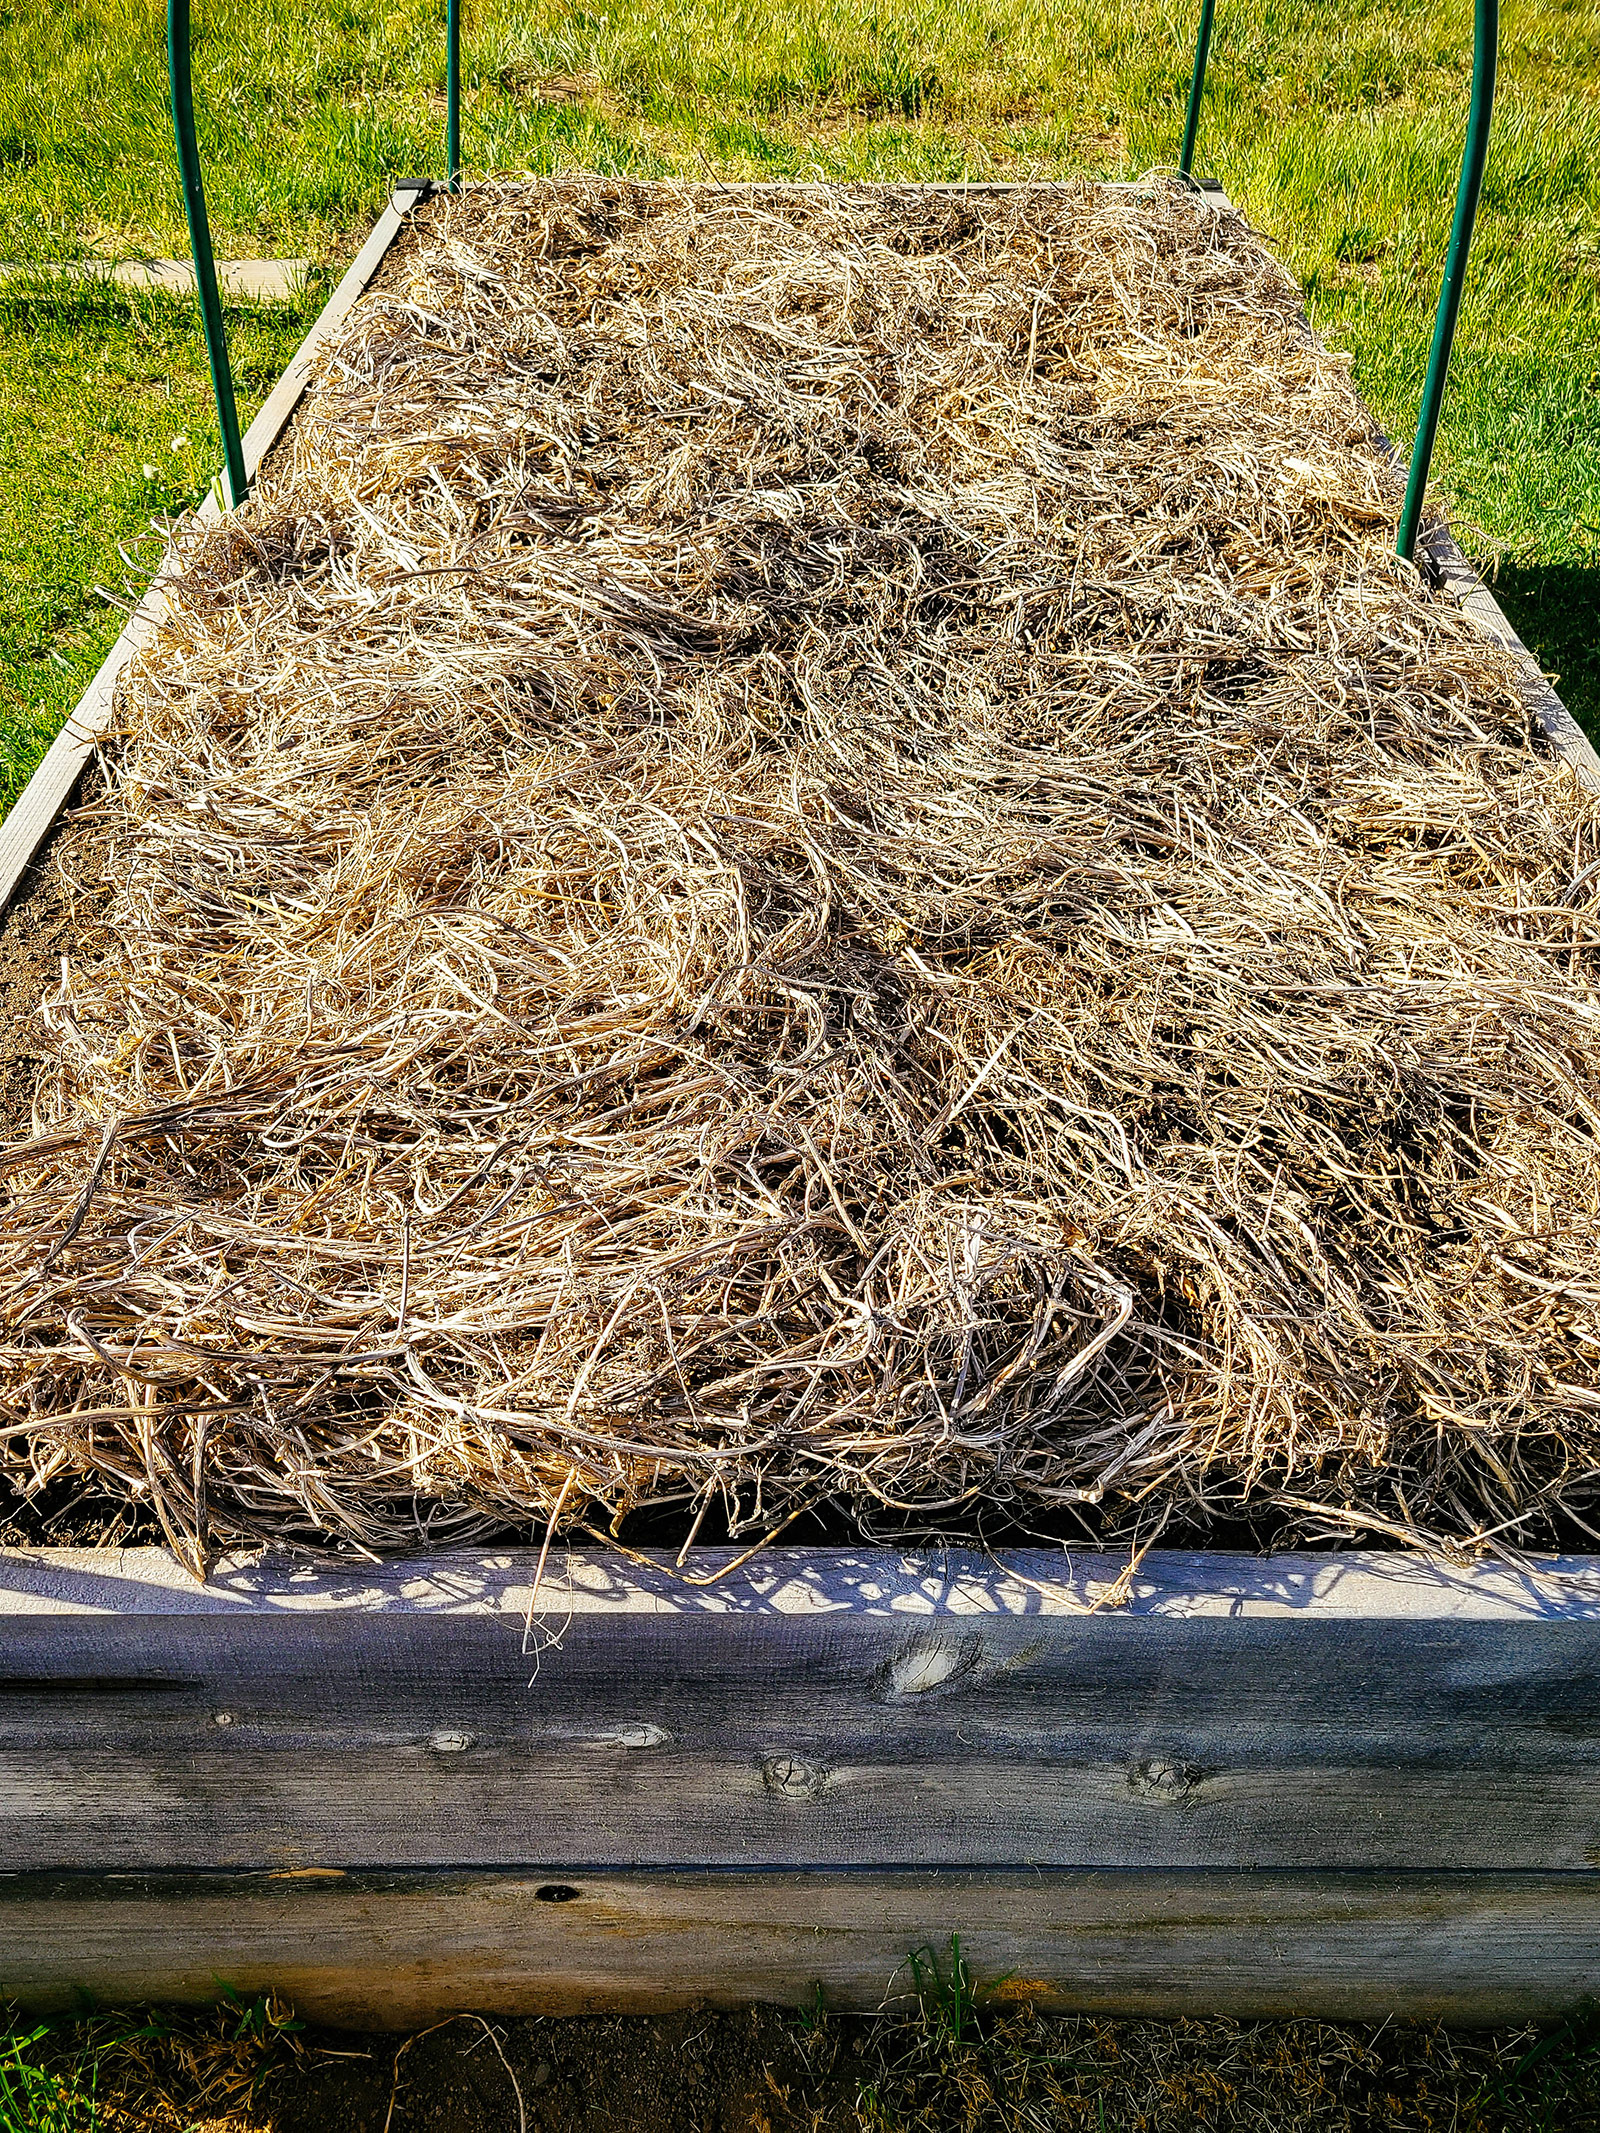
[4,177,1599,1571]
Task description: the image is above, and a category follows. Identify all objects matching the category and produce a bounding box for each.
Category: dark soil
[266,2007,848,2133]
[62,2000,1600,2133]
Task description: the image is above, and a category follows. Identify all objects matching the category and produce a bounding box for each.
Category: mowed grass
[0,0,1597,802]
[0,282,317,808]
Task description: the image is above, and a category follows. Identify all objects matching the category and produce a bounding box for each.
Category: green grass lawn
[0,0,1597,799]
[0,282,318,807]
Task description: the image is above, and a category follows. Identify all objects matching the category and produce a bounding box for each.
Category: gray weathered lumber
[7,1545,1600,2015]
[5,1547,1600,1877]
[6,1539,1600,1616]
[1421,523,1600,790]
[0,183,428,920]
[2,1865,1598,2025]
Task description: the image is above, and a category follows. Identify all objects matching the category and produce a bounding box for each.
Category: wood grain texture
[2,1866,1598,2025]
[7,1541,1600,1616]
[5,1548,1600,1875]
[0,184,427,919]
[1421,524,1600,791]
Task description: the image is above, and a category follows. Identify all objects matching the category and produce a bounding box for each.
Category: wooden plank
[0,183,429,920]
[1422,523,1600,790]
[0,259,311,300]
[6,1540,1600,1616]
[2,1865,1598,2024]
[5,1548,1600,1875]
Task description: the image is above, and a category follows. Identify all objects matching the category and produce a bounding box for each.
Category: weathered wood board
[5,1866,1600,2027]
[4,1545,1600,2019]
[6,1547,1600,1874]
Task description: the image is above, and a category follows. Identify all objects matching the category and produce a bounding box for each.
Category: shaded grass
[0,1992,302,2130]
[1494,561,1600,730]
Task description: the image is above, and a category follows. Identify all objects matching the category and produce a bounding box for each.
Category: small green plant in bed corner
[0,0,1597,803]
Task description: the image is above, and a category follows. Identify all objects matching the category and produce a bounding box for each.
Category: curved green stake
[447,0,462,191]
[1178,0,1216,183]
[167,0,248,509]
[1398,0,1498,562]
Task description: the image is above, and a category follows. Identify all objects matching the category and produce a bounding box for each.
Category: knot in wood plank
[1128,1758,1200,1803]
[762,1755,826,1800]
[871,1633,986,1703]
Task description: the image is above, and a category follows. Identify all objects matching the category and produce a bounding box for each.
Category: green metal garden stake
[1178,0,1217,184]
[447,0,462,191]
[1397,0,1498,562]
[167,0,248,509]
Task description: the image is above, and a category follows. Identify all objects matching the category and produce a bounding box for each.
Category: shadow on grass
[1492,562,1600,746]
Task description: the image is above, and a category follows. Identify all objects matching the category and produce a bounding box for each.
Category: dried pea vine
[3,178,1599,1571]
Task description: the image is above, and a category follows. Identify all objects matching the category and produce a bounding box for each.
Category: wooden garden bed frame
[3,184,1600,2026]
[7,1541,1600,2024]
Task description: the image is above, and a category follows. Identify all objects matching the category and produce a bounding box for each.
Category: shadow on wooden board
[4,1546,1600,2022]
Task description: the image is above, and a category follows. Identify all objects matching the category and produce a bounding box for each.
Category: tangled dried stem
[4,177,1600,1572]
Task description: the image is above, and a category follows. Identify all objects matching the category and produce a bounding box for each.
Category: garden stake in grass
[1396,0,1498,561]
[446,0,462,192]
[1172,0,1500,564]
[167,0,247,509]
[1177,0,1215,182]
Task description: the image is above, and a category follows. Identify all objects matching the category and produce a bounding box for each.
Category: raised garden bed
[3,179,1600,2022]
[7,1541,1600,2024]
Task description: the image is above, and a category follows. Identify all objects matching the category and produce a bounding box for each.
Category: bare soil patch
[32,1999,1595,2133]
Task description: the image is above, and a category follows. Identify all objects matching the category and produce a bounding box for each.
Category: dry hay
[4,176,1600,1573]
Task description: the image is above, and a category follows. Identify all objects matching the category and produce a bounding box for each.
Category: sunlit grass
[0,281,316,810]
